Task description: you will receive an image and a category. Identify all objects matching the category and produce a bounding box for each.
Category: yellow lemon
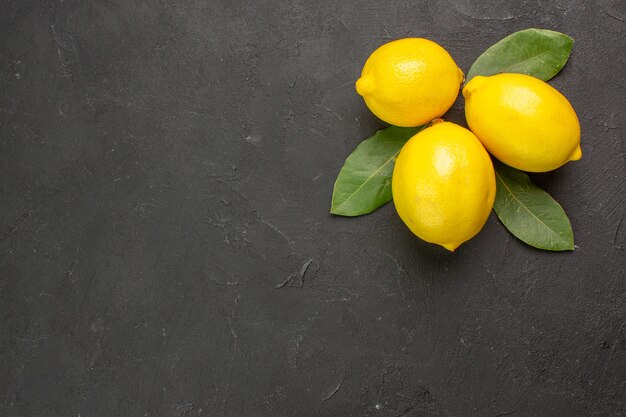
[356,38,464,127]
[392,121,496,251]
[463,73,581,172]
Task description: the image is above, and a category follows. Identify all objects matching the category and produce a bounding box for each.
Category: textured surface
[1,1,624,416]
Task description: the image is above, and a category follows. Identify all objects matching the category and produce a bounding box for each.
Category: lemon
[356,38,464,127]
[463,73,581,172]
[392,121,496,251]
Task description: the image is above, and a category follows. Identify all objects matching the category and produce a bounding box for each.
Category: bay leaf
[493,162,574,251]
[330,125,424,216]
[466,28,573,82]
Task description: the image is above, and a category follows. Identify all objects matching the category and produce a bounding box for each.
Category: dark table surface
[1,1,625,416]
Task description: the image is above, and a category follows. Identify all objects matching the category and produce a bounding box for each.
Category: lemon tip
[355,76,373,96]
[570,145,582,161]
[441,242,460,252]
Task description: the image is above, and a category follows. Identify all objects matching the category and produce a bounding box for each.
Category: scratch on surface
[121,356,158,367]
[174,402,195,417]
[286,334,303,369]
[281,111,295,142]
[275,273,296,289]
[220,296,240,414]
[396,404,416,416]
[448,0,523,21]
[132,26,184,64]
[320,80,355,105]
[322,381,342,401]
[50,24,67,76]
[523,275,538,300]
[49,23,80,78]
[385,253,408,299]
[38,292,57,301]
[312,172,324,181]
[245,135,262,145]
[65,260,79,282]
[395,384,433,401]
[493,236,512,277]
[175,402,194,410]
[396,392,411,399]
[209,275,239,287]
[314,104,343,120]
[275,259,314,289]
[146,311,183,405]
[613,215,624,247]
[298,259,313,281]
[260,219,295,249]
[1,211,31,241]
[227,296,240,344]
[338,14,349,30]
[77,271,97,312]
[603,8,625,22]
[452,8,516,21]
[385,253,408,276]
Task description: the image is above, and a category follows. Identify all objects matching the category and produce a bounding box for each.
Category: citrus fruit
[463,73,581,172]
[392,121,496,251]
[355,38,464,127]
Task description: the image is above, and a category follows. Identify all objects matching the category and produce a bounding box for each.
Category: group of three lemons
[355,38,581,251]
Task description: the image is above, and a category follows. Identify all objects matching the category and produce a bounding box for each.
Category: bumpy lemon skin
[392,122,496,251]
[356,38,464,127]
[463,73,581,172]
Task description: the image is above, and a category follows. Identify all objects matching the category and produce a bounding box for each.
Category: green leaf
[466,28,573,82]
[493,162,574,251]
[330,125,424,216]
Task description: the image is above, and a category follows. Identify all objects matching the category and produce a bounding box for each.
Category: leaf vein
[497,44,568,74]
[332,151,398,212]
[495,171,569,245]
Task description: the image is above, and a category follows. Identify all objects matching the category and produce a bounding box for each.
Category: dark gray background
[1,0,624,416]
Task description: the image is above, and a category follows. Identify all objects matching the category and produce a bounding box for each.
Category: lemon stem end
[462,75,487,99]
